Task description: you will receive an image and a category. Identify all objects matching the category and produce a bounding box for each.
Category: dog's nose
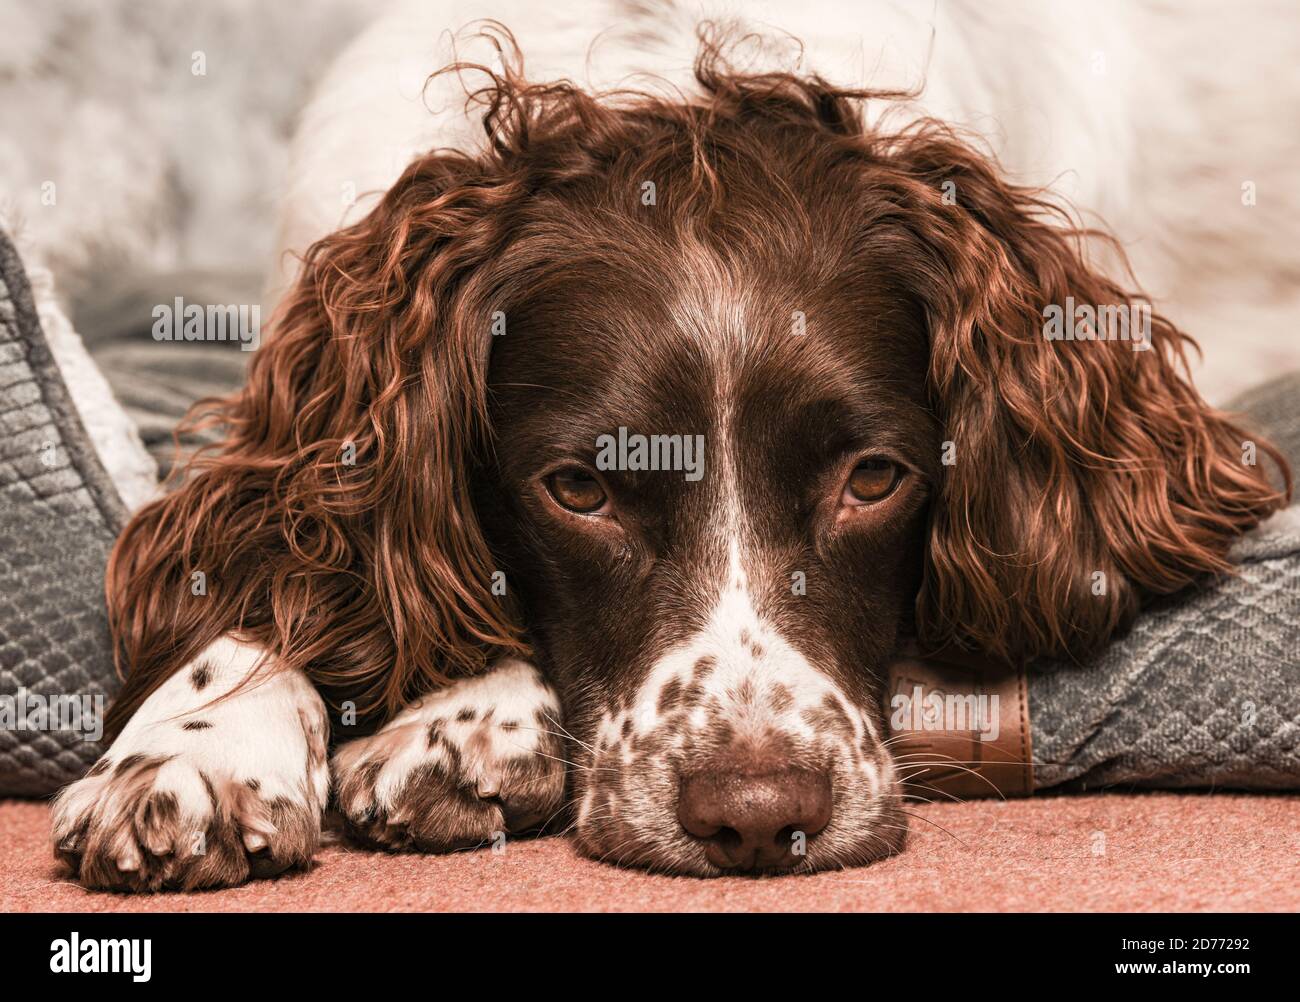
[677,768,833,871]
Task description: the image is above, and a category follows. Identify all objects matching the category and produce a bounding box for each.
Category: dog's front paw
[333,658,566,852]
[52,753,321,892]
[51,649,330,892]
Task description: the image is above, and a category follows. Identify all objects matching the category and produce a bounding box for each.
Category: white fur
[51,636,328,868]
[332,657,562,813]
[604,540,877,752]
[108,637,326,805]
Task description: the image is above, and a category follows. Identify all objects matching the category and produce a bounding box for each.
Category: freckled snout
[677,767,833,871]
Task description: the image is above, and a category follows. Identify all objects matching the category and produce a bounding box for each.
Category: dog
[52,0,1291,889]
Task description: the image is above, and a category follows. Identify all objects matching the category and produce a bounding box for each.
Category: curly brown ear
[104,147,530,738]
[881,123,1292,663]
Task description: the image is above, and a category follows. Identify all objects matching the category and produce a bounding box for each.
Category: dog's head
[108,36,1289,874]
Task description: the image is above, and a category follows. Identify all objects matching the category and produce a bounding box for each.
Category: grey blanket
[1030,507,1300,789]
[0,232,124,795]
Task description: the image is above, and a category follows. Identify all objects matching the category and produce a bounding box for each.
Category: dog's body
[53,0,1291,889]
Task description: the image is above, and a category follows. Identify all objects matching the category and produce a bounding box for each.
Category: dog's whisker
[515,723,596,754]
[510,742,616,775]
[890,759,1006,799]
[897,809,969,846]
[536,714,599,755]
[894,779,968,805]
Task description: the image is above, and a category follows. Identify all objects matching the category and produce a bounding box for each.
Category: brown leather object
[884,648,1033,799]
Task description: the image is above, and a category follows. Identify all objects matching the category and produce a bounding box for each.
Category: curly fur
[103,25,1290,743]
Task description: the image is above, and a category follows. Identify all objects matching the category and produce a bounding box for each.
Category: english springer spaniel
[53,0,1289,889]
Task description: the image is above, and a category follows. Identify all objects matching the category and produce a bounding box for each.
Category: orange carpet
[3,792,1295,912]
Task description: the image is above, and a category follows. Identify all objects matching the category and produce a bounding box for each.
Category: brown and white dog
[53,0,1291,889]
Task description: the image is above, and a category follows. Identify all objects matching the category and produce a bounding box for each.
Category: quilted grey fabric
[1030,375,1300,790]
[0,229,126,796]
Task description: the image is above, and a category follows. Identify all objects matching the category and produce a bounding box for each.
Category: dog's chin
[572,776,909,877]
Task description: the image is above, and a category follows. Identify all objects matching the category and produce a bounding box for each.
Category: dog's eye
[843,459,900,505]
[546,468,608,514]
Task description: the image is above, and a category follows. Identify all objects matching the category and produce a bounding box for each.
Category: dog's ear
[880,125,1291,662]
[105,150,529,736]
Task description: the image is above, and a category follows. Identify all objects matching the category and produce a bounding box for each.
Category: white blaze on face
[587,450,886,826]
[578,278,887,838]
[605,538,877,750]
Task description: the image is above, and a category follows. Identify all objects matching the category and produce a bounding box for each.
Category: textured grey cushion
[0,230,125,796]
[1030,375,1300,790]
[1231,372,1300,475]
